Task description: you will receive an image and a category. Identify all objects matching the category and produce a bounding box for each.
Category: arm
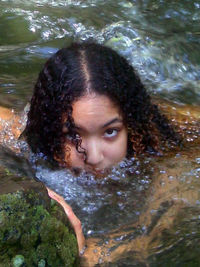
[46,188,86,255]
[0,105,29,153]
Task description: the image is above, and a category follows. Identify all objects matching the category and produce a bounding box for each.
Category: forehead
[72,94,122,127]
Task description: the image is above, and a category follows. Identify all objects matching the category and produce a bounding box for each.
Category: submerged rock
[0,167,79,267]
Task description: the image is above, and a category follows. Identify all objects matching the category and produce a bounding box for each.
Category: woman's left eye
[104,129,118,138]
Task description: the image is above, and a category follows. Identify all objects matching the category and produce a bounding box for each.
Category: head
[25,42,179,174]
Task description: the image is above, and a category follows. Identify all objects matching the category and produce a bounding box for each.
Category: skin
[62,93,128,175]
[0,106,24,152]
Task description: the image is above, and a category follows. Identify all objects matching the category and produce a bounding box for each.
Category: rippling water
[0,0,200,108]
[0,0,200,265]
[35,157,153,235]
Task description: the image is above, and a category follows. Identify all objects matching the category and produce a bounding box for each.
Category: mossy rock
[0,167,79,267]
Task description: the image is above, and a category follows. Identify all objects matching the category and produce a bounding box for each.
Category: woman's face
[62,93,128,175]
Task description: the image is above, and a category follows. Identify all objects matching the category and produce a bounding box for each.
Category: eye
[75,133,81,139]
[65,133,72,141]
[104,128,118,138]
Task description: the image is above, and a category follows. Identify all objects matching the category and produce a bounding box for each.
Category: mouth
[87,167,109,177]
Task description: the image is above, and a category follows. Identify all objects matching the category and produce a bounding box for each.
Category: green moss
[0,190,79,266]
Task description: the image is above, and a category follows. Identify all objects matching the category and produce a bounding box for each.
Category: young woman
[23,42,181,255]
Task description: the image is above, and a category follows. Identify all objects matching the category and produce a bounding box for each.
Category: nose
[83,138,103,167]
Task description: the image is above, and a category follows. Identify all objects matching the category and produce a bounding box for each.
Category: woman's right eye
[75,133,81,139]
[65,133,72,140]
[65,132,81,139]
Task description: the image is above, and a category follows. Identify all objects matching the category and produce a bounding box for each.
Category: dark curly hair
[25,42,180,165]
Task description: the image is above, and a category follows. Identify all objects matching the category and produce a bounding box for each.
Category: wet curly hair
[25,42,180,165]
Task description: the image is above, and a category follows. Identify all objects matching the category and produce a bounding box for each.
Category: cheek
[104,132,128,162]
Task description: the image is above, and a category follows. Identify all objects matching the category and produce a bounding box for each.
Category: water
[0,0,200,265]
[0,0,200,108]
[35,157,153,235]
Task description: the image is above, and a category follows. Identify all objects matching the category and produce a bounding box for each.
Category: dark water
[0,0,200,265]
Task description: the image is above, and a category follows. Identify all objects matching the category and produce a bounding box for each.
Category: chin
[70,164,112,178]
[87,167,111,178]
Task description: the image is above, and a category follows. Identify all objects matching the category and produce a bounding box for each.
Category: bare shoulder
[0,106,26,151]
[0,106,16,120]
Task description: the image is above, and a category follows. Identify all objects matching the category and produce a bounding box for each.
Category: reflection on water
[0,0,200,265]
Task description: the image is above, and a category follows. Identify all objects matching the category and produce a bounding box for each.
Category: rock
[12,255,25,267]
[0,166,79,267]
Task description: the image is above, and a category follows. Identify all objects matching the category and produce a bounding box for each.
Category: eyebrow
[74,117,123,131]
[102,118,123,128]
